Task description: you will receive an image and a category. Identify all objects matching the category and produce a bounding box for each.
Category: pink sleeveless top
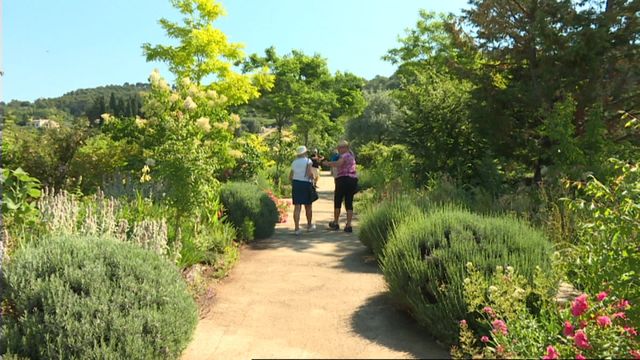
[337,152,357,178]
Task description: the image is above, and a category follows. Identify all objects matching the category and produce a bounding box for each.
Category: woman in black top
[310,148,323,186]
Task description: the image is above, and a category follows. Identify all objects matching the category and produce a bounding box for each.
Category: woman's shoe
[294,229,302,236]
[344,226,353,233]
[329,221,339,230]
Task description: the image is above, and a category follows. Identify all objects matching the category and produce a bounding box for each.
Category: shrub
[356,142,415,191]
[382,207,552,344]
[564,159,640,323]
[453,264,639,359]
[1,235,197,359]
[230,134,272,181]
[179,217,238,270]
[68,134,141,193]
[1,168,42,245]
[359,196,423,260]
[220,182,279,240]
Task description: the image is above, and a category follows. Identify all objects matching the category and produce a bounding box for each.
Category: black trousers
[334,176,358,211]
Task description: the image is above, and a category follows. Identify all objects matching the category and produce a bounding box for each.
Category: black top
[311,157,321,168]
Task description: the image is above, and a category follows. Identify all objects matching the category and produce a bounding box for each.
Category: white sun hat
[296,145,308,155]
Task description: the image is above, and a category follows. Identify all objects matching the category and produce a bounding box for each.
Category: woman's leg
[333,178,345,226]
[304,204,313,227]
[293,204,302,231]
[344,178,357,228]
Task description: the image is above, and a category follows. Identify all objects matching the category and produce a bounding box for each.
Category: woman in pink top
[323,140,358,233]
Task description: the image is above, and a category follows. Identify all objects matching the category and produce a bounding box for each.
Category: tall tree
[142,0,273,105]
[109,92,118,115]
[243,48,364,145]
[242,47,365,181]
[345,90,400,149]
[464,0,640,178]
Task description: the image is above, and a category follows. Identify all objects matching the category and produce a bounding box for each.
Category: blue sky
[2,0,470,101]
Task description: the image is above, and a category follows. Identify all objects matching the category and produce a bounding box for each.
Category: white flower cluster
[195,117,211,132]
[184,96,197,111]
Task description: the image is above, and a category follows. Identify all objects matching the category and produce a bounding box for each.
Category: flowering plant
[265,189,290,223]
[452,263,639,359]
[138,70,240,219]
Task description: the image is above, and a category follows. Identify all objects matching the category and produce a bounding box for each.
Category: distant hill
[1,83,150,124]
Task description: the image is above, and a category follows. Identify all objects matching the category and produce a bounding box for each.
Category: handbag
[310,185,319,202]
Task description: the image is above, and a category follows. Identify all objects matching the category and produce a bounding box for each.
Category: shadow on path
[350,293,449,359]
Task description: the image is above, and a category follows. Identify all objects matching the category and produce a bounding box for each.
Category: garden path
[181,172,447,359]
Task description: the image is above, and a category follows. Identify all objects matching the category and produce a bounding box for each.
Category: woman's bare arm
[324,156,345,168]
[306,163,314,179]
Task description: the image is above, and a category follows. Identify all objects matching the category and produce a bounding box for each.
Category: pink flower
[612,312,626,319]
[542,345,560,360]
[596,315,612,327]
[618,299,631,310]
[480,335,490,343]
[624,327,638,336]
[630,350,640,359]
[571,294,589,317]
[579,320,588,329]
[459,319,467,326]
[575,354,586,360]
[563,320,575,337]
[596,291,608,301]
[574,330,591,349]
[483,306,496,318]
[492,319,508,335]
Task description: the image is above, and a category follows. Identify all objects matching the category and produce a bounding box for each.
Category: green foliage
[356,142,415,190]
[563,159,640,322]
[1,168,42,231]
[2,121,90,189]
[263,128,296,192]
[243,47,364,148]
[364,75,400,92]
[386,2,639,186]
[453,263,562,359]
[68,134,142,193]
[230,134,273,181]
[142,0,272,104]
[359,196,423,261]
[178,216,237,269]
[382,207,552,344]
[220,182,279,240]
[1,235,197,359]
[346,91,400,150]
[453,265,638,359]
[138,71,238,218]
[394,68,492,186]
[540,96,585,176]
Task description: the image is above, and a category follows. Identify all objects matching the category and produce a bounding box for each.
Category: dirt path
[182,172,447,359]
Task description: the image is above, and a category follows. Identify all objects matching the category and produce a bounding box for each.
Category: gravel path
[182,172,447,359]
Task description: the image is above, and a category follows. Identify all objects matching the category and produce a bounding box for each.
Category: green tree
[345,90,399,150]
[142,0,272,105]
[109,92,117,115]
[385,11,494,186]
[463,0,639,178]
[2,121,91,189]
[242,48,364,181]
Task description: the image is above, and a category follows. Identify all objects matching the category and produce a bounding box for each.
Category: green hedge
[220,182,279,240]
[1,235,197,359]
[359,197,423,261]
[382,207,551,344]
